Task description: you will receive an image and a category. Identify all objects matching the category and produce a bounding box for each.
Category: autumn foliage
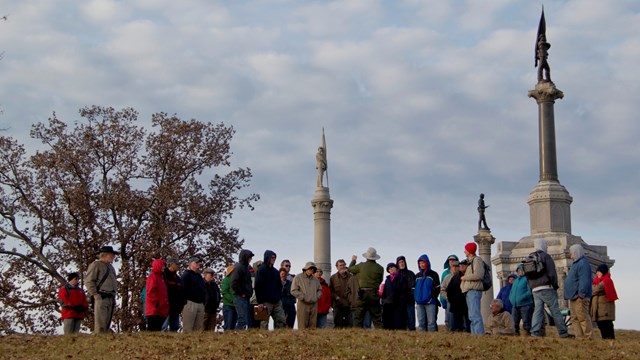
[0,106,259,334]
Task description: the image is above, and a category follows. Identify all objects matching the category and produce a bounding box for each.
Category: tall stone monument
[311,129,333,282]
[492,10,614,309]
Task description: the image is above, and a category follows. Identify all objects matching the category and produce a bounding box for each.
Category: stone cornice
[528,82,564,103]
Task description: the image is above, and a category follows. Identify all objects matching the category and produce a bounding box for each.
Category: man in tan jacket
[86,246,119,334]
[485,299,515,335]
[291,262,322,329]
[460,242,484,335]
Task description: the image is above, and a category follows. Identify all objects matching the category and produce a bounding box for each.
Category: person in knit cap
[564,244,593,338]
[461,242,484,334]
[349,247,384,329]
[591,263,618,339]
[380,262,409,330]
[527,238,572,338]
[496,274,516,314]
[221,265,237,330]
[57,272,89,334]
[509,265,534,336]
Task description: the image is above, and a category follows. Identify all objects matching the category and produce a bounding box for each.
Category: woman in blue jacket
[509,265,534,335]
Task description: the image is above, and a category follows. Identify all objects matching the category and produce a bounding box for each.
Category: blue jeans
[531,289,569,337]
[161,312,181,332]
[513,304,533,335]
[406,304,416,330]
[233,295,252,330]
[466,290,484,334]
[416,303,437,332]
[317,314,328,328]
[222,305,237,330]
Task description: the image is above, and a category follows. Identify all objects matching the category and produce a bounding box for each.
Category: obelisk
[311,129,333,282]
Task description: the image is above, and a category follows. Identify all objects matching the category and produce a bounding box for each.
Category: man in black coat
[255,250,286,329]
[163,257,186,332]
[231,249,254,330]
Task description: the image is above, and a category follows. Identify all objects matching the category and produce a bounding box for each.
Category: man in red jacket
[58,272,89,334]
[146,259,170,331]
[314,268,332,328]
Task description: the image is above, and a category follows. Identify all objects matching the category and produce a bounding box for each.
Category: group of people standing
[57,240,618,339]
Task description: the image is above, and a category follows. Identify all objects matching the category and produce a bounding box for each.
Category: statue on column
[478,193,490,231]
[316,146,327,188]
[535,8,552,83]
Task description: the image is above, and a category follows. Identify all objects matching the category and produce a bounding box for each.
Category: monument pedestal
[474,229,495,325]
[311,187,333,282]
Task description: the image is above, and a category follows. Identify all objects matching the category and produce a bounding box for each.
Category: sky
[1,1,638,330]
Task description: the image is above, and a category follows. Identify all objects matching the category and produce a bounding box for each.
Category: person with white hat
[290,261,323,329]
[349,247,384,329]
[85,245,119,334]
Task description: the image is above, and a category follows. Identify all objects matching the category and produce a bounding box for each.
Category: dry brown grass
[1,328,639,360]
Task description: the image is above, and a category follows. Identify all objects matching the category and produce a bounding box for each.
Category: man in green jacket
[349,247,384,329]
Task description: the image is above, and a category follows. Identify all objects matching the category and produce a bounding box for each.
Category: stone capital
[528,82,564,103]
[311,199,334,212]
[474,229,496,247]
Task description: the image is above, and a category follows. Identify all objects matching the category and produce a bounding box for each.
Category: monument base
[474,229,495,325]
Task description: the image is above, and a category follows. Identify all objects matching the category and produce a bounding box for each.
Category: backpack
[414,274,433,305]
[522,251,545,278]
[470,257,492,291]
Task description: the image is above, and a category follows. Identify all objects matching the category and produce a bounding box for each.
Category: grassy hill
[1,328,639,359]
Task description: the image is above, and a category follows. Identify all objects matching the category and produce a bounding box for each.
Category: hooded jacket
[509,266,533,307]
[414,254,440,306]
[146,259,170,317]
[255,250,283,304]
[231,249,255,298]
[563,245,592,300]
[526,239,560,291]
[439,254,459,307]
[163,267,187,314]
[317,277,332,315]
[396,255,416,305]
[58,282,89,320]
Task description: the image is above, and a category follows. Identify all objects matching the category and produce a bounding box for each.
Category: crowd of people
[57,240,618,339]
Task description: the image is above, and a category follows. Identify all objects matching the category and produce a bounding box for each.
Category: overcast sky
[1,1,638,330]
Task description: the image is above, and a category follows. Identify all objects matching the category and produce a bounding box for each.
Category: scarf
[592,272,618,302]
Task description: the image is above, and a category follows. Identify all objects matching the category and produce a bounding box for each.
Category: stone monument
[311,129,333,282]
[492,10,614,309]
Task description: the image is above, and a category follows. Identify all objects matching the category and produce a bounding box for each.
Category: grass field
[1,328,639,359]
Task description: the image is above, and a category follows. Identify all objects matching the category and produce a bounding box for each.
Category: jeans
[512,305,533,335]
[531,289,569,337]
[233,295,252,330]
[406,304,416,330]
[222,305,237,330]
[317,313,328,328]
[162,312,181,332]
[416,303,437,332]
[466,290,484,335]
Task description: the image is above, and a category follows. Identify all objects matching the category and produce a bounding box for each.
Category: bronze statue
[478,193,490,230]
[535,8,552,83]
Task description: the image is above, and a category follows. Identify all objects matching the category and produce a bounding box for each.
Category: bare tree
[0,106,259,333]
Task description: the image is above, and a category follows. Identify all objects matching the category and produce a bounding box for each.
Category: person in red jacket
[146,259,170,331]
[58,272,89,334]
[314,268,332,328]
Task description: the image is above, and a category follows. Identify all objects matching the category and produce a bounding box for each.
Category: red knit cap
[465,242,477,255]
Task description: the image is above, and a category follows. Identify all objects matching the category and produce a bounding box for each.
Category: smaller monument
[477,193,490,231]
[311,129,333,281]
[474,193,495,323]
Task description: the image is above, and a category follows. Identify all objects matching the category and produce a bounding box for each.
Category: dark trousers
[597,320,615,339]
[203,311,217,331]
[513,305,534,335]
[355,289,382,329]
[451,311,470,332]
[382,303,407,330]
[283,303,296,328]
[333,306,353,328]
[147,315,166,331]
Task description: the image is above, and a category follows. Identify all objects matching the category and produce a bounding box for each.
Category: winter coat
[509,275,533,307]
[58,283,89,320]
[496,283,513,313]
[381,272,409,306]
[564,256,593,300]
[85,259,118,296]
[329,271,353,308]
[205,280,221,314]
[255,250,283,304]
[281,278,296,308]
[163,268,186,314]
[182,268,206,304]
[396,255,416,305]
[526,250,560,291]
[291,273,322,304]
[591,277,616,321]
[439,254,458,307]
[348,274,361,310]
[317,278,332,315]
[231,250,254,298]
[414,254,440,306]
[221,275,235,307]
[348,259,384,289]
[146,259,170,317]
[485,311,515,335]
[446,272,467,315]
[461,255,484,293]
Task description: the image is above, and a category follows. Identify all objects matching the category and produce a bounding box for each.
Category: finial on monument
[316,128,329,188]
[478,193,490,231]
[535,6,552,84]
